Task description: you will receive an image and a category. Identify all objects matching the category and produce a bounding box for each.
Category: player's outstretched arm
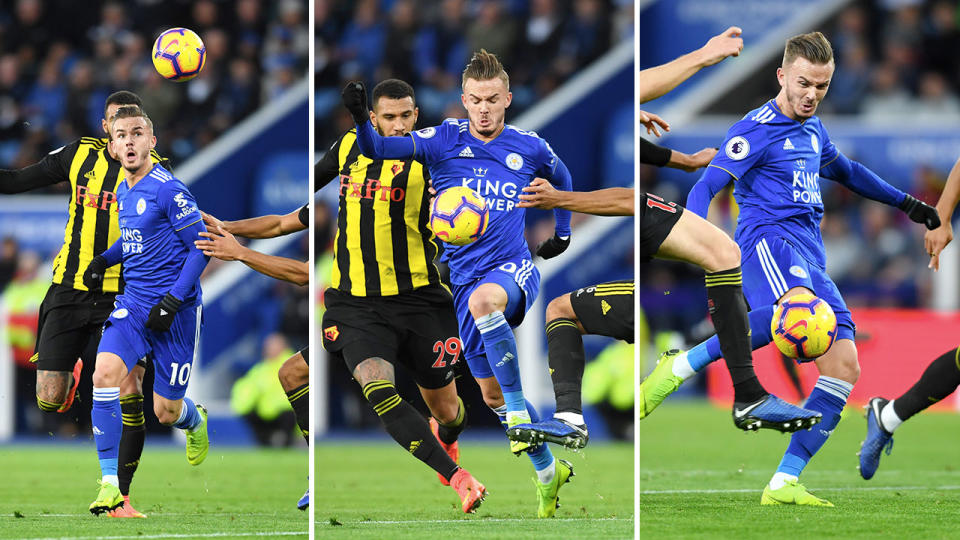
[0,160,64,194]
[686,165,734,218]
[204,208,305,239]
[638,26,743,104]
[925,157,960,270]
[342,82,415,160]
[821,153,940,230]
[519,178,634,216]
[195,226,308,286]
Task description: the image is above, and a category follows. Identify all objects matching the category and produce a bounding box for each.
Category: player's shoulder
[728,102,791,139]
[505,124,542,140]
[78,136,108,149]
[413,118,462,141]
[147,164,180,187]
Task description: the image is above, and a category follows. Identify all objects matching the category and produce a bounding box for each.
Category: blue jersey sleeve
[708,120,769,181]
[817,123,840,170]
[355,120,416,160]
[101,238,123,267]
[535,139,572,236]
[158,181,208,300]
[409,119,458,165]
[686,165,735,218]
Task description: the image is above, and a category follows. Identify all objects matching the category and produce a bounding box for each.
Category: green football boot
[761,480,834,507]
[507,412,534,455]
[536,459,574,518]
[89,480,124,516]
[186,404,209,465]
[639,349,687,419]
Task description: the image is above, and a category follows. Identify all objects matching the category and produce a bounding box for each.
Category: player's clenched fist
[82,255,108,292]
[899,194,941,230]
[342,81,369,125]
[146,293,182,332]
[536,233,570,260]
[700,26,744,67]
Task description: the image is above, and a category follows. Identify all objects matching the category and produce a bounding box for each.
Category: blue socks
[776,376,852,477]
[92,386,121,485]
[688,304,775,371]
[477,311,526,413]
[173,397,202,431]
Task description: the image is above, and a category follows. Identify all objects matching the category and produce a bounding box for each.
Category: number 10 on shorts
[169,362,193,386]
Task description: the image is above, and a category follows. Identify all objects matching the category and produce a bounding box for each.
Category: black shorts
[321,284,461,390]
[640,192,683,262]
[34,283,116,372]
[570,280,635,343]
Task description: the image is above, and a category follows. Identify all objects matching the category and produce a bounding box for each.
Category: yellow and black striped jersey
[315,129,441,297]
[22,137,167,293]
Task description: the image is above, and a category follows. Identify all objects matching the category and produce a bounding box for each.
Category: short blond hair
[110,106,154,133]
[783,31,834,67]
[461,49,509,90]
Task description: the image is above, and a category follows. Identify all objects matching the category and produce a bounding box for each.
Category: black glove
[82,255,108,292]
[900,194,941,230]
[146,293,183,332]
[341,81,369,125]
[535,233,570,260]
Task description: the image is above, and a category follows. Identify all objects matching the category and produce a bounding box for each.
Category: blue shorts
[453,258,540,379]
[98,296,203,400]
[742,236,855,342]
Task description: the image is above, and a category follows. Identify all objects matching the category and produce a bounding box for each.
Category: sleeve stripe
[174,217,202,231]
[707,164,740,181]
[819,154,839,170]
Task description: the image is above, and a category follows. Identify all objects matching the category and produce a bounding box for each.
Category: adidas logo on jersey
[783,138,795,150]
[458,146,474,158]
[601,300,612,315]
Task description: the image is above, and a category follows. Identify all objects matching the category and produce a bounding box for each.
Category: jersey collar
[769,98,811,125]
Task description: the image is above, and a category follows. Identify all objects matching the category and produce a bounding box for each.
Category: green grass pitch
[639,401,960,539]
[315,440,634,538]
[0,445,307,539]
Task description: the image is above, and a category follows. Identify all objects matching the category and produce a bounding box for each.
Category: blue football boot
[732,394,822,432]
[858,397,894,480]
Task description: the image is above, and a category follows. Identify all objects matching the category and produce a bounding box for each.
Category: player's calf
[35,369,72,412]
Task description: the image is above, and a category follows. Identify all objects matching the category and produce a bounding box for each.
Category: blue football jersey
[116,164,204,305]
[410,119,560,284]
[709,99,839,268]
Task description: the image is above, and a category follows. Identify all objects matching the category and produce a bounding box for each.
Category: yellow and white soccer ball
[430,186,489,246]
[770,292,838,360]
[152,28,206,82]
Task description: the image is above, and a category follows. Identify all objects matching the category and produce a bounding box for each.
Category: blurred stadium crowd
[0,0,309,438]
[315,0,633,149]
[641,0,960,349]
[0,0,307,172]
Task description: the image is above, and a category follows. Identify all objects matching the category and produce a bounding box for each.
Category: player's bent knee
[35,371,69,404]
[714,236,741,271]
[352,357,394,387]
[545,294,576,322]
[278,355,308,390]
[468,284,507,318]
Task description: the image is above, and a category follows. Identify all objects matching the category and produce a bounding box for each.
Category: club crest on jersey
[136,198,146,215]
[811,134,819,153]
[112,308,129,319]
[391,162,404,176]
[789,265,808,279]
[725,136,750,160]
[505,152,523,170]
[415,126,436,139]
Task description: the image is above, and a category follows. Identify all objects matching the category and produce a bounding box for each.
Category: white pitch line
[26,532,306,540]
[639,485,960,495]
[324,517,632,525]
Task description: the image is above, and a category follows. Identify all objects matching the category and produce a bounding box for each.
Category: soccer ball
[430,186,488,246]
[770,293,838,360]
[152,28,206,81]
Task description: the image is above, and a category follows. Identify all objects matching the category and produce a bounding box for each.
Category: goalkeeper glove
[146,293,183,332]
[900,194,941,230]
[535,233,570,260]
[82,255,108,292]
[341,82,369,125]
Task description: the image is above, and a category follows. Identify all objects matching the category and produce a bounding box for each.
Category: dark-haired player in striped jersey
[196,205,309,510]
[317,78,485,513]
[0,91,166,518]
